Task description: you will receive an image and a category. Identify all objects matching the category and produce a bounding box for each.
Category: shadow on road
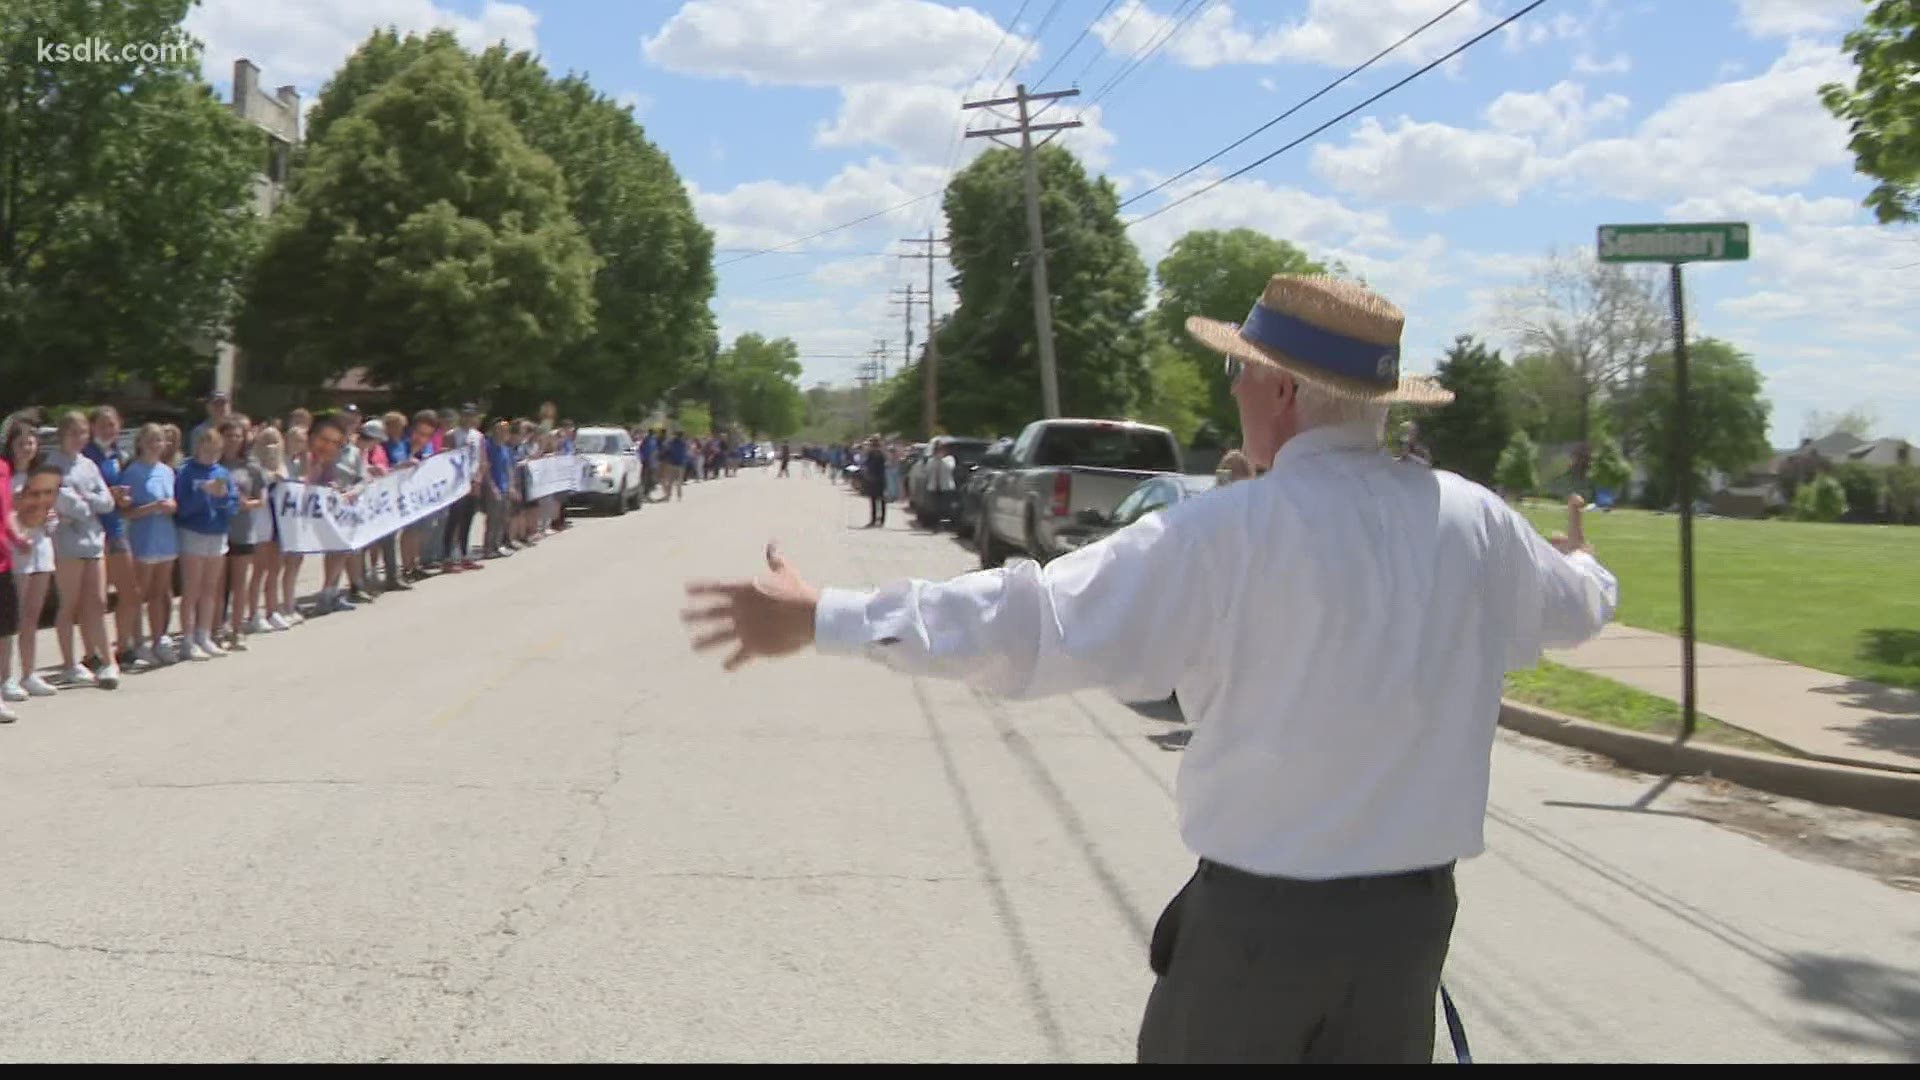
[1543,774,1703,819]
[1782,952,1920,1060]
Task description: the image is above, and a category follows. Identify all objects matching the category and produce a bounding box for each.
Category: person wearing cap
[358,419,409,594]
[189,391,232,450]
[681,274,1619,1064]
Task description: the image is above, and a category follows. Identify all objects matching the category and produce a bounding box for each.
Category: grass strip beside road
[1505,661,1802,758]
[1516,501,1920,690]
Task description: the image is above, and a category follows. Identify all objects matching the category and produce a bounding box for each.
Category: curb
[1499,700,1920,821]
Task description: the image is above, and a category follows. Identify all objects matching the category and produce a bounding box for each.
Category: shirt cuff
[814,587,879,656]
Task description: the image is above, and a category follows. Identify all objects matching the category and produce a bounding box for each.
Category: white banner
[272,447,477,554]
[524,454,583,500]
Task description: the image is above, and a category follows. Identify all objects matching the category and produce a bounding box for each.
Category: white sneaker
[197,633,227,657]
[185,642,212,662]
[0,702,16,724]
[287,610,305,626]
[132,643,158,668]
[21,673,57,696]
[248,614,272,635]
[58,664,96,687]
[154,639,177,665]
[224,632,250,653]
[96,663,121,690]
[1,679,25,702]
[267,612,291,632]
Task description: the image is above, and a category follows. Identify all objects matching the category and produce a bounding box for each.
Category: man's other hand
[682,543,821,672]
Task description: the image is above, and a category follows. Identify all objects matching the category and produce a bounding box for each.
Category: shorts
[179,530,229,558]
[0,572,18,638]
[136,553,176,565]
[228,540,257,556]
[107,535,131,556]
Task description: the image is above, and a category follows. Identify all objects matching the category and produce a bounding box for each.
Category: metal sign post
[1598,222,1751,744]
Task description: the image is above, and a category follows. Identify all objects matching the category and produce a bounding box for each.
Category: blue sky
[186,0,1916,446]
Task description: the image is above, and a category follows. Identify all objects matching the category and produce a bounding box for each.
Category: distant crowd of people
[1,394,595,724]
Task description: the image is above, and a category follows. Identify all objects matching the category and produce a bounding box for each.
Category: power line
[714,191,938,268]
[1124,0,1551,230]
[1088,0,1206,106]
[972,0,1034,89]
[1119,0,1473,210]
[1072,0,1140,87]
[1032,0,1118,89]
[997,0,1068,93]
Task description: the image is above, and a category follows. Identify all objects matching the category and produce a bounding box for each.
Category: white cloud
[814,81,1118,168]
[1735,0,1864,38]
[1562,39,1853,201]
[1311,116,1551,210]
[1572,51,1631,75]
[1126,171,1403,268]
[185,0,538,87]
[1485,80,1628,150]
[642,0,1025,87]
[1500,9,1593,53]
[1666,188,1858,228]
[1091,0,1501,71]
[1311,40,1855,210]
[692,158,947,252]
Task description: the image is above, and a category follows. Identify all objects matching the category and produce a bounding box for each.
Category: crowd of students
[0,395,592,724]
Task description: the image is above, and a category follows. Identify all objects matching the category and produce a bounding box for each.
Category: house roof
[1808,431,1867,458]
[1846,438,1913,468]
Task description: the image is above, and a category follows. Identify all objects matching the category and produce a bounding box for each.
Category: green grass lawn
[1505,662,1800,756]
[1516,500,1920,689]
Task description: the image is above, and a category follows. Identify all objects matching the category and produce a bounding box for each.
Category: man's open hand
[682,543,821,672]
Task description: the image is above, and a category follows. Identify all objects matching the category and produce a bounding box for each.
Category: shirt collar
[1271,422,1385,470]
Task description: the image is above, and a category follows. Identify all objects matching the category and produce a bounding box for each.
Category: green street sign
[1597,222,1750,263]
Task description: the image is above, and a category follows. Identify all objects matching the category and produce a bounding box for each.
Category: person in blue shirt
[121,423,180,666]
[484,418,516,558]
[639,429,661,500]
[173,424,239,661]
[664,431,689,501]
[84,405,141,666]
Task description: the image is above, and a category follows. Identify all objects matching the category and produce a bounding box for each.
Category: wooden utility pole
[963,84,1080,419]
[888,285,924,374]
[901,231,948,436]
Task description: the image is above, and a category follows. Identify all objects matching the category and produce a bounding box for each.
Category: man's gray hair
[1294,379,1391,438]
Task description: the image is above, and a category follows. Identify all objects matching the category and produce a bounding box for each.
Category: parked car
[567,426,644,514]
[738,442,766,468]
[974,418,1184,567]
[955,437,1014,536]
[910,436,994,530]
[1062,473,1220,552]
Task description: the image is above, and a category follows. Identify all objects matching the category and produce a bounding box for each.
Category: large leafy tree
[284,29,714,415]
[1618,338,1773,508]
[1151,228,1328,439]
[0,0,260,406]
[715,333,804,437]
[1820,0,1920,223]
[880,146,1149,437]
[236,48,597,404]
[1419,335,1515,486]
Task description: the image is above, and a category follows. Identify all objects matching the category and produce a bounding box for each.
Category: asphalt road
[1,468,1914,1063]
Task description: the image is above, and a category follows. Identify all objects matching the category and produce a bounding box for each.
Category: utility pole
[964,83,1080,419]
[856,349,886,431]
[888,286,924,374]
[901,231,948,436]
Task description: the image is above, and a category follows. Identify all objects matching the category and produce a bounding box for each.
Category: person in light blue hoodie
[121,423,180,666]
[174,425,239,661]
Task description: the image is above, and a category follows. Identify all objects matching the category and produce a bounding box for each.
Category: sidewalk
[1546,624,1920,774]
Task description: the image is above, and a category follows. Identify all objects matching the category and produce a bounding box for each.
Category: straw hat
[1185,274,1453,405]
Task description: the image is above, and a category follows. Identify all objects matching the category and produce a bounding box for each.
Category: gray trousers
[1137,859,1457,1064]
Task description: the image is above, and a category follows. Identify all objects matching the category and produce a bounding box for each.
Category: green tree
[1133,330,1209,446]
[1507,351,1587,445]
[716,333,804,437]
[1589,438,1632,498]
[925,146,1150,435]
[1419,335,1514,486]
[1885,463,1920,524]
[1495,431,1540,499]
[294,30,714,415]
[1830,460,1888,520]
[671,399,712,435]
[1820,0,1920,223]
[1795,475,1847,522]
[1617,339,1773,508]
[1151,228,1328,438]
[0,0,261,406]
[237,49,598,406]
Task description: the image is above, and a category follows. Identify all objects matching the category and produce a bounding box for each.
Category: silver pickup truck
[974,418,1184,567]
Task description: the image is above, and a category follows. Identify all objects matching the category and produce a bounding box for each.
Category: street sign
[1597,222,1750,264]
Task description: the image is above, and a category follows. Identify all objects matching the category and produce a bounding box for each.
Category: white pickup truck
[973,418,1184,567]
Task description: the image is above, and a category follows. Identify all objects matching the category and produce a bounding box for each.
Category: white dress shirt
[931,453,957,493]
[815,422,1618,880]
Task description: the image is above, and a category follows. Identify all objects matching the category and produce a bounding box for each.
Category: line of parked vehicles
[895,418,1219,569]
